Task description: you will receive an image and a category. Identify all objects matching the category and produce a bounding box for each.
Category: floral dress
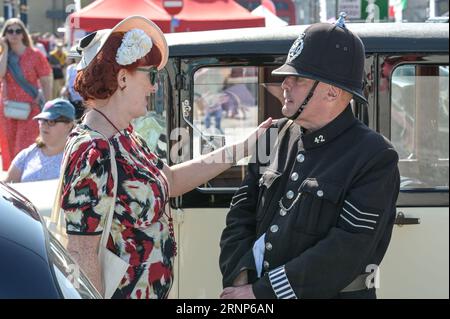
[61,124,175,299]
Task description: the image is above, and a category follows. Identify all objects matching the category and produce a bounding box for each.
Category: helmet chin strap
[287,80,319,121]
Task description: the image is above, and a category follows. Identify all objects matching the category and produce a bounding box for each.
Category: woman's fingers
[258,117,273,129]
[255,117,273,139]
[236,117,275,159]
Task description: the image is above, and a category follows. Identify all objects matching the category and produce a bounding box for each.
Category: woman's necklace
[92,108,123,135]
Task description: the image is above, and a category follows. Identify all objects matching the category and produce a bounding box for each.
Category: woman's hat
[76,15,168,71]
[33,99,75,121]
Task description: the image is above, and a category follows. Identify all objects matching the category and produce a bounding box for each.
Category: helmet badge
[335,12,348,29]
[287,32,305,63]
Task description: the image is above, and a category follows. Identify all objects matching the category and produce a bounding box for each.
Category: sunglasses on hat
[136,67,159,86]
[6,28,23,35]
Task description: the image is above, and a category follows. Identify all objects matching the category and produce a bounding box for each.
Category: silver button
[270,225,279,233]
[280,209,287,216]
[297,154,305,163]
[286,190,294,199]
[263,261,270,270]
[291,172,299,182]
[317,190,324,197]
[265,242,273,251]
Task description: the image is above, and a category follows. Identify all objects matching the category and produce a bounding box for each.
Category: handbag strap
[7,51,45,108]
[96,132,118,250]
[51,130,118,251]
[50,135,81,224]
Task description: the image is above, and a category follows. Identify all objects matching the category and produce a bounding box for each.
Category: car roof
[166,23,449,57]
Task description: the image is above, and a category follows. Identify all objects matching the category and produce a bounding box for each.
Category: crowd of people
[0,18,83,181]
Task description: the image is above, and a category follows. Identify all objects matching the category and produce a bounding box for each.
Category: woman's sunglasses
[136,67,159,86]
[6,28,23,35]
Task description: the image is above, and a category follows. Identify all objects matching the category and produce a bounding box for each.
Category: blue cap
[33,98,75,121]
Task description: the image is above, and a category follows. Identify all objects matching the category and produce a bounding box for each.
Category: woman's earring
[120,77,127,91]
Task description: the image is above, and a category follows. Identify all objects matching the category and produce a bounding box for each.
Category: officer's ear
[326,85,341,102]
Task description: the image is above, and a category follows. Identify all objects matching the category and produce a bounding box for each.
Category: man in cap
[219,16,400,299]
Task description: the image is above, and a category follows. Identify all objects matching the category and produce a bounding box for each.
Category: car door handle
[394,212,421,226]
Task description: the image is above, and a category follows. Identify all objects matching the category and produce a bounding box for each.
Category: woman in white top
[3,98,75,183]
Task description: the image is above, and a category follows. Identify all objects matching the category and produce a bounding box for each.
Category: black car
[0,182,101,299]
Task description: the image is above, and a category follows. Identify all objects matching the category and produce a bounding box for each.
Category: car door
[375,55,449,298]
[173,56,286,298]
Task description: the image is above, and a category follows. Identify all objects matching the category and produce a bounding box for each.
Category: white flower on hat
[116,29,153,66]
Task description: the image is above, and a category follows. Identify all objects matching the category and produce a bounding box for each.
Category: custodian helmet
[272,17,367,103]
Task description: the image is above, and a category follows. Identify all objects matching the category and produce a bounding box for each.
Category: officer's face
[281,76,316,117]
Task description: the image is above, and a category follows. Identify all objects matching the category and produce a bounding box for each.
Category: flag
[389,0,407,21]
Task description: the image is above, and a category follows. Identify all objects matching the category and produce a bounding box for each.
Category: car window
[190,66,284,188]
[48,234,101,299]
[391,64,449,190]
[133,69,169,162]
[193,66,259,163]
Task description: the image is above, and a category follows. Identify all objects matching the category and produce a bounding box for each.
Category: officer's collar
[301,105,356,150]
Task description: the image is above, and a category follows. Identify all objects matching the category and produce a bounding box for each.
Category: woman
[3,98,75,183]
[0,18,53,172]
[62,16,272,299]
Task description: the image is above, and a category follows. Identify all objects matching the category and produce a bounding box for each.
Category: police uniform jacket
[219,105,400,299]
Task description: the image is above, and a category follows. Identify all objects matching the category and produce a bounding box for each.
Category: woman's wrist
[235,141,248,161]
[224,143,236,165]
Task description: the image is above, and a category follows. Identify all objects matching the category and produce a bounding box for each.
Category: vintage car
[0,182,101,298]
[7,22,449,299]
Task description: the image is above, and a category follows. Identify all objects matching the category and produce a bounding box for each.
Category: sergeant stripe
[344,200,379,217]
[230,197,247,207]
[340,215,375,230]
[268,265,298,299]
[342,208,377,224]
[232,192,247,200]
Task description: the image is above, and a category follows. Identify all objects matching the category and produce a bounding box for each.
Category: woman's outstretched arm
[163,118,272,197]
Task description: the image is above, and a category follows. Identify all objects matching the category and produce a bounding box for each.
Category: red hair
[74,32,162,101]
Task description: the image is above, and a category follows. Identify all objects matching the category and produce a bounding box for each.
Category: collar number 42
[314,135,325,144]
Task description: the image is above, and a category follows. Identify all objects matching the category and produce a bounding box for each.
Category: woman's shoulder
[24,47,48,64]
[67,125,112,161]
[17,143,40,158]
[11,143,39,168]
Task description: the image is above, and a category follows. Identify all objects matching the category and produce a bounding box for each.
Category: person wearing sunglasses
[60,16,272,299]
[0,18,53,172]
[3,98,75,183]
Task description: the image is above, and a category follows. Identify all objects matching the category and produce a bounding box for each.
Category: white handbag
[47,132,128,299]
[3,100,31,120]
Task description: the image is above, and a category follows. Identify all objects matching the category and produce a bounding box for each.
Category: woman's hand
[0,37,8,54]
[234,117,273,161]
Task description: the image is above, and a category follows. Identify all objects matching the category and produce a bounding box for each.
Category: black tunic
[219,105,400,299]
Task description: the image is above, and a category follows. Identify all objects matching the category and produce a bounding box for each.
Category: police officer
[219,16,400,299]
